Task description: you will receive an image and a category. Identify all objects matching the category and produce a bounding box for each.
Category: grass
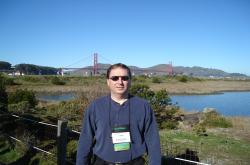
[0,134,57,164]
[208,117,250,143]
[0,136,25,163]
[150,79,250,94]
[7,75,250,95]
[160,129,250,164]
[3,75,250,164]
[229,116,250,131]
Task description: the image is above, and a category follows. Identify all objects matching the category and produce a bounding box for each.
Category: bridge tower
[58,68,64,76]
[166,61,173,75]
[93,53,98,75]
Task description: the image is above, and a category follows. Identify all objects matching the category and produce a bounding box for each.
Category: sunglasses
[109,76,130,81]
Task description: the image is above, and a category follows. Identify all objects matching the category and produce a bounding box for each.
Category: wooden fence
[0,112,211,165]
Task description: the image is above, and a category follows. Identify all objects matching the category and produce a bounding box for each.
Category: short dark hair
[106,63,132,79]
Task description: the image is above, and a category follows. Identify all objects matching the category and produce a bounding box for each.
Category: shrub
[193,124,207,136]
[152,77,162,83]
[129,84,179,129]
[8,101,31,114]
[3,77,18,85]
[202,111,232,128]
[161,120,178,130]
[178,76,188,83]
[132,75,147,83]
[8,89,37,108]
[129,84,154,100]
[19,76,42,83]
[51,76,65,85]
[45,95,89,121]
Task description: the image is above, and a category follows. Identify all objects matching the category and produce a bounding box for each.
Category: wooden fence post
[57,120,68,165]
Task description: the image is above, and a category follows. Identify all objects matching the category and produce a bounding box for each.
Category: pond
[170,91,250,116]
[36,91,250,116]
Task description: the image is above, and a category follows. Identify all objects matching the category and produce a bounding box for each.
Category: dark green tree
[0,61,11,70]
[0,74,8,111]
[15,64,57,75]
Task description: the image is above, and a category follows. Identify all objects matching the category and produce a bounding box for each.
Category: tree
[15,64,58,75]
[0,74,8,111]
[0,61,11,70]
[15,64,39,75]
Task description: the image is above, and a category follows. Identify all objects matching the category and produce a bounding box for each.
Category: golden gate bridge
[60,53,174,76]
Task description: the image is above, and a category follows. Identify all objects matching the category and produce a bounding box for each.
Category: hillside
[1,60,248,78]
[72,63,248,78]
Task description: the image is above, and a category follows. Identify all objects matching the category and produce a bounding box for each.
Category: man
[76,63,161,165]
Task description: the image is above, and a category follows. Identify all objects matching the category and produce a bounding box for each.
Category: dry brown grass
[150,80,250,94]
[208,117,250,142]
[229,116,250,131]
[9,84,109,94]
[8,78,250,95]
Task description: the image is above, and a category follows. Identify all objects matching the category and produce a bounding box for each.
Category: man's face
[107,67,131,96]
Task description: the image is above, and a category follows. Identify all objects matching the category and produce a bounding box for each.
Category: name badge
[111,125,131,151]
[111,132,131,143]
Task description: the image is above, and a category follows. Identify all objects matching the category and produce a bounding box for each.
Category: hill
[71,63,248,78]
[1,60,248,78]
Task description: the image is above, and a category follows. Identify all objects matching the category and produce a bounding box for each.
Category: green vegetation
[202,111,233,128]
[0,74,8,111]
[178,75,188,82]
[129,84,179,129]
[0,61,11,70]
[190,111,233,136]
[152,77,162,83]
[176,75,203,83]
[50,76,66,85]
[11,75,107,88]
[29,153,56,165]
[15,64,58,75]
[8,89,38,108]
[43,95,89,130]
[18,75,50,84]
[160,130,250,164]
[1,75,250,164]
[0,136,26,163]
[132,75,147,83]
[66,140,77,162]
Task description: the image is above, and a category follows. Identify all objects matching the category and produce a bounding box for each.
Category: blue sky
[0,0,250,75]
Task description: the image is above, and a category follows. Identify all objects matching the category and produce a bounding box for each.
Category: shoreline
[7,79,250,95]
[150,80,250,95]
[168,89,250,95]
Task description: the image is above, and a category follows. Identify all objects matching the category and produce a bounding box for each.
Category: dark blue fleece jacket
[76,95,161,165]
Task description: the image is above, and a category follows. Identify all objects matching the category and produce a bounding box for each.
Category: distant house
[8,71,25,76]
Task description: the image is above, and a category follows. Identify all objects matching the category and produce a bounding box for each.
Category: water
[36,93,75,102]
[171,91,250,116]
[36,91,250,116]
